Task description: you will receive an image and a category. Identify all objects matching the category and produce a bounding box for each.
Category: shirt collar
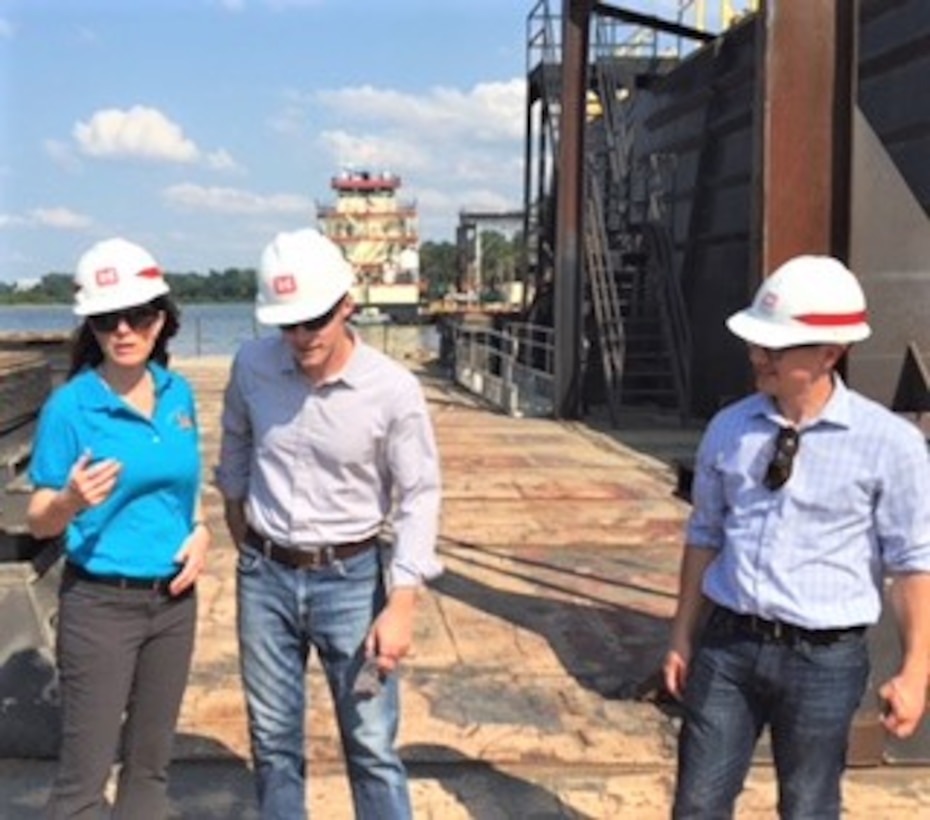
[751,373,853,430]
[75,362,171,411]
[276,328,368,388]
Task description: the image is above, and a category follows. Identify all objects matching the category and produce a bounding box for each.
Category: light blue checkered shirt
[687,376,930,629]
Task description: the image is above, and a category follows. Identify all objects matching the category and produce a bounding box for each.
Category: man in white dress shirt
[216,228,442,820]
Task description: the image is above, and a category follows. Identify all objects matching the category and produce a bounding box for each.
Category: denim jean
[673,610,869,820]
[237,543,411,820]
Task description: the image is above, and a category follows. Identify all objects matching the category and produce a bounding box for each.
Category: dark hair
[67,295,181,379]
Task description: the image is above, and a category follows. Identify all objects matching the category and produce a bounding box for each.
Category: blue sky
[0,0,688,284]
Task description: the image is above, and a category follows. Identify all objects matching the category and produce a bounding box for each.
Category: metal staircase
[526,0,692,421]
[584,18,686,416]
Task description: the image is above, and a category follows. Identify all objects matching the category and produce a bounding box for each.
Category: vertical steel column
[759,0,855,274]
[521,87,534,312]
[552,0,591,418]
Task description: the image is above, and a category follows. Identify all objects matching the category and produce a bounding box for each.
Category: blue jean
[236,543,411,820]
[673,610,869,820]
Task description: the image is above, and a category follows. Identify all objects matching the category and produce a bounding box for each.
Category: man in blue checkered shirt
[663,255,930,818]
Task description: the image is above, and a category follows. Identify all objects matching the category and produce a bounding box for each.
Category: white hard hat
[726,255,871,348]
[255,228,355,326]
[73,237,169,316]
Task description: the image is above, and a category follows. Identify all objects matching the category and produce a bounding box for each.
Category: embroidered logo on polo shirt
[173,409,194,430]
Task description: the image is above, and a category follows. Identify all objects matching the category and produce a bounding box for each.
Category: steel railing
[450,321,555,417]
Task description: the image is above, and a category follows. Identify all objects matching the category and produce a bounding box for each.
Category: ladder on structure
[583,174,626,424]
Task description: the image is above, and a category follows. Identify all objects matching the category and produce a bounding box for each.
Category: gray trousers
[47,573,196,819]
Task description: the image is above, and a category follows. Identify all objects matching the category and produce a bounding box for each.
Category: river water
[0,303,439,359]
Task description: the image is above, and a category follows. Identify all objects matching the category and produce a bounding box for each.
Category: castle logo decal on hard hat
[95,267,119,287]
[273,274,297,295]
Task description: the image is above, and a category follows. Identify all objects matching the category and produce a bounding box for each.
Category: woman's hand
[28,451,121,539]
[170,522,211,596]
[64,451,122,511]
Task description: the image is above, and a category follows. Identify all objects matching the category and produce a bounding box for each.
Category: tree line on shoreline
[1,233,520,305]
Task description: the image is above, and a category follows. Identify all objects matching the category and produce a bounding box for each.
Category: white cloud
[304,78,527,228]
[418,186,519,224]
[30,208,93,229]
[74,106,200,163]
[0,208,91,230]
[71,106,241,173]
[162,183,311,215]
[318,131,431,176]
[315,79,525,143]
[0,214,28,229]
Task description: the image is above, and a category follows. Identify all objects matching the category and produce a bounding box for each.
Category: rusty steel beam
[758,0,857,274]
[552,0,592,419]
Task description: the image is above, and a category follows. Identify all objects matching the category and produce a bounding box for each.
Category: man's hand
[663,642,692,701]
[365,587,418,676]
[879,674,928,739]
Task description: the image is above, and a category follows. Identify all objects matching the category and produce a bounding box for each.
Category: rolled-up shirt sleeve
[875,424,930,573]
[685,424,727,550]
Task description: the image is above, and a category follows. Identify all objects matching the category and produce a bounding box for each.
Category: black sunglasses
[279,299,343,333]
[764,426,800,490]
[753,344,823,362]
[87,303,161,334]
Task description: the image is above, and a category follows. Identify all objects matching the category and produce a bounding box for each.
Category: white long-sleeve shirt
[215,334,442,587]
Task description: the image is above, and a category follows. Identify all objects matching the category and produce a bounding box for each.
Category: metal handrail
[450,321,555,417]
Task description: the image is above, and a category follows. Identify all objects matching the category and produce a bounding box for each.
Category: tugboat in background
[316,169,421,324]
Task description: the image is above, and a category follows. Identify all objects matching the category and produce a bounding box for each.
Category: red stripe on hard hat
[795,310,867,326]
[137,266,163,279]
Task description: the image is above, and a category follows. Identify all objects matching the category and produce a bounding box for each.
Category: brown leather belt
[244,526,377,571]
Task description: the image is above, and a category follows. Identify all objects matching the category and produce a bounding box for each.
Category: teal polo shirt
[29,363,201,578]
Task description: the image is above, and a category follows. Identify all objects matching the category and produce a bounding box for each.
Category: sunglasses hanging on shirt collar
[765,426,800,491]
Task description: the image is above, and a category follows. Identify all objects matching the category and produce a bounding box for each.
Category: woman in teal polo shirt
[28,237,210,819]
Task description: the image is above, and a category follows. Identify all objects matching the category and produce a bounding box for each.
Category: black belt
[244,526,377,571]
[713,606,866,646]
[65,561,176,593]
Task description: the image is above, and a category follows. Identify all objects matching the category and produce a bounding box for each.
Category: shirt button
[153,435,161,443]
